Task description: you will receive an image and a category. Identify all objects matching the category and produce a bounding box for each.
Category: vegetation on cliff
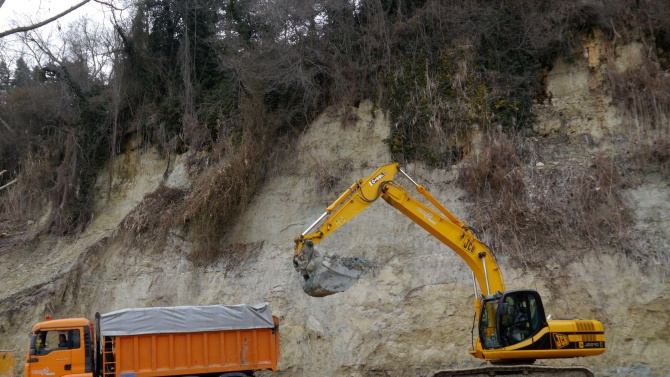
[0,0,668,267]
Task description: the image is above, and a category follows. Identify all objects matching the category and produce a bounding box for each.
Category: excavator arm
[293,164,401,296]
[293,162,504,297]
[294,164,396,257]
[380,180,505,296]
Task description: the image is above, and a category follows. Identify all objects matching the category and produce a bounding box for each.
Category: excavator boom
[293,163,504,297]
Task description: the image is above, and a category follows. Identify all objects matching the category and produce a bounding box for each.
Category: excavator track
[432,365,595,377]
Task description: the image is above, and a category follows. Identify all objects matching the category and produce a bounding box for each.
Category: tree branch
[0,179,17,191]
[0,115,15,136]
[0,0,90,39]
[0,171,15,197]
[93,0,124,11]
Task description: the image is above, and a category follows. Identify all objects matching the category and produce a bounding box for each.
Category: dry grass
[316,158,355,192]
[625,131,670,178]
[457,133,526,199]
[592,37,670,271]
[180,136,266,265]
[620,131,670,271]
[118,184,187,248]
[310,153,354,193]
[605,59,670,133]
[0,152,55,233]
[458,133,631,268]
[219,241,265,272]
[48,133,82,234]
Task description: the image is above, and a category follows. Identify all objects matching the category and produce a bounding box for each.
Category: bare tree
[65,17,116,81]
[0,1,91,38]
[0,0,124,39]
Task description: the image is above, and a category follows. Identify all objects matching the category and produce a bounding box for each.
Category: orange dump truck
[25,303,279,377]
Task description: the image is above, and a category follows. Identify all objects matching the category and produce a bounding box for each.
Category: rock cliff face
[1,44,669,377]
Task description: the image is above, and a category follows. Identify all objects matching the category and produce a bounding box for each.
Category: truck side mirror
[499,303,508,315]
[29,334,37,355]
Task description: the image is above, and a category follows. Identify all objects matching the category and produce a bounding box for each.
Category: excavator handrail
[293,162,505,297]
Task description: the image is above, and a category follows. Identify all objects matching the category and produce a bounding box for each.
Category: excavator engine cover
[294,241,373,297]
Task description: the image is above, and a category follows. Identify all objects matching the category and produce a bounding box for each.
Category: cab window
[31,329,80,355]
[479,300,500,349]
[499,292,541,346]
[528,295,540,332]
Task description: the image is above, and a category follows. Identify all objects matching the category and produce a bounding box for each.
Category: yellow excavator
[293,163,605,376]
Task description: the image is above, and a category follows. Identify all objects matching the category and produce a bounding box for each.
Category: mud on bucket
[294,242,373,297]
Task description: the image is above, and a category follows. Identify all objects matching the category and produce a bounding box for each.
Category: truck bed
[104,317,279,377]
[99,303,279,377]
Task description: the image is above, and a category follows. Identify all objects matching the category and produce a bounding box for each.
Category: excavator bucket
[293,241,373,297]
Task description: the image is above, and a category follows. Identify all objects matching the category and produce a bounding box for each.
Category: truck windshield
[30,329,79,356]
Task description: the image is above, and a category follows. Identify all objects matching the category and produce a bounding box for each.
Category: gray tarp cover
[99,303,274,336]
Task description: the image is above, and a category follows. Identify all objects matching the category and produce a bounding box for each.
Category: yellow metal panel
[0,351,15,377]
[568,334,605,342]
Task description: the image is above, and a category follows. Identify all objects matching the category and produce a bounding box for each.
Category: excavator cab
[479,290,547,350]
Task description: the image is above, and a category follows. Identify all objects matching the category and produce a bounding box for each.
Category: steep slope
[1,50,669,377]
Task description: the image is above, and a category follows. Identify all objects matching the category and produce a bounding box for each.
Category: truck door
[27,329,84,377]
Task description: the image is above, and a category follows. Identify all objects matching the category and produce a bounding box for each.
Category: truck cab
[25,317,94,377]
